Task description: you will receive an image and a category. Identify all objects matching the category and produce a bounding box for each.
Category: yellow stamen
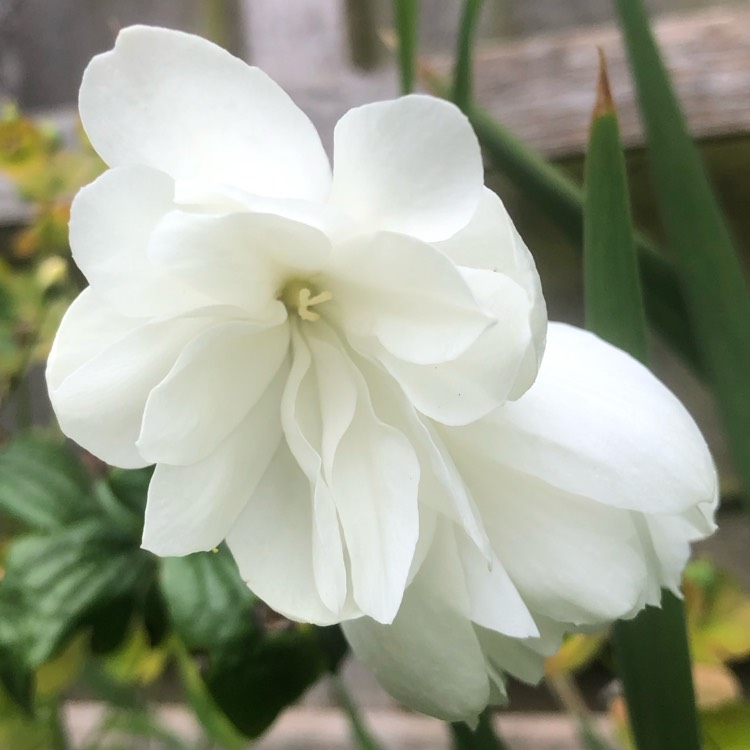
[297,288,333,321]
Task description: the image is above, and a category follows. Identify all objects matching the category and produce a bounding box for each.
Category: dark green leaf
[584,52,647,361]
[3,520,154,666]
[205,625,335,739]
[86,596,136,655]
[583,54,702,750]
[451,709,507,749]
[106,467,152,519]
[393,0,418,94]
[615,0,750,504]
[0,434,96,530]
[160,548,256,653]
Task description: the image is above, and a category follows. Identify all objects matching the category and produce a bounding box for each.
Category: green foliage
[615,0,750,506]
[393,0,419,94]
[451,709,507,749]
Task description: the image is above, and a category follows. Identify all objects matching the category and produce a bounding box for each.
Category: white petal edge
[80,26,331,201]
[329,95,483,242]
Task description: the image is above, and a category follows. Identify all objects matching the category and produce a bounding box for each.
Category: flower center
[280,280,333,322]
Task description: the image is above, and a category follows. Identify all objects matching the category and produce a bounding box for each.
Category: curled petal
[80,26,331,201]
[137,319,289,466]
[374,268,535,425]
[453,323,719,516]
[343,525,490,723]
[141,374,285,556]
[435,187,548,397]
[329,96,483,241]
[227,442,355,625]
[148,210,332,318]
[47,291,213,468]
[329,232,492,366]
[69,165,208,317]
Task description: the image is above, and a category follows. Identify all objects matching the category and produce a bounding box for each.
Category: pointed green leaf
[583,53,701,750]
[615,0,750,505]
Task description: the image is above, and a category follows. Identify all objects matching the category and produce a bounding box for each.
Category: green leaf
[615,0,750,505]
[0,434,96,530]
[3,520,154,667]
[0,597,33,712]
[160,548,256,653]
[582,54,701,750]
[205,625,340,738]
[393,0,418,94]
[450,709,507,749]
[452,0,484,112]
[421,72,702,374]
[584,51,647,361]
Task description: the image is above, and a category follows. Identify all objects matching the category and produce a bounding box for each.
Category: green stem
[393,0,419,94]
[453,0,485,111]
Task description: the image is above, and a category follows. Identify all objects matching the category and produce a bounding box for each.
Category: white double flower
[47,26,717,722]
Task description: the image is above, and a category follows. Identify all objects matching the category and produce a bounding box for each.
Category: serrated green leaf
[615,0,750,505]
[160,548,256,653]
[3,520,154,666]
[0,434,96,530]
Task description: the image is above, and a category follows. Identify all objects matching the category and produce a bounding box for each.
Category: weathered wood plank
[438,4,750,157]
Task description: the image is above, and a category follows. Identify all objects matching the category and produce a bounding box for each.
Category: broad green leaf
[3,520,154,666]
[421,71,702,374]
[0,434,96,530]
[615,0,750,505]
[206,625,346,739]
[583,56,701,750]
[393,0,418,94]
[452,0,484,111]
[106,467,152,519]
[160,548,256,653]
[451,709,507,749]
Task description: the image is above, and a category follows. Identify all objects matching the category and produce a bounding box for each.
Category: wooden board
[433,4,750,157]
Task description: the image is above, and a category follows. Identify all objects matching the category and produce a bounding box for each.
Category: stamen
[298,288,333,321]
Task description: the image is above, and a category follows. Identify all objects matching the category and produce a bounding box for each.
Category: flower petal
[147,209,330,318]
[329,95,483,241]
[374,268,536,425]
[137,319,289,466]
[48,304,215,469]
[306,324,420,623]
[455,323,718,515]
[69,165,208,317]
[80,26,331,201]
[446,455,650,625]
[435,187,547,397]
[226,442,355,625]
[141,374,285,556]
[280,325,350,615]
[343,524,490,722]
[329,232,492,365]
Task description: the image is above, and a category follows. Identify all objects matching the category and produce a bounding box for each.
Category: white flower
[343,323,718,722]
[46,26,545,626]
[46,25,717,721]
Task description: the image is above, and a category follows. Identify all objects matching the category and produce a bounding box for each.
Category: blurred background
[0,1,749,748]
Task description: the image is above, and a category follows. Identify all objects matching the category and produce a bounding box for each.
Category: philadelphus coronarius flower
[47,26,718,722]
